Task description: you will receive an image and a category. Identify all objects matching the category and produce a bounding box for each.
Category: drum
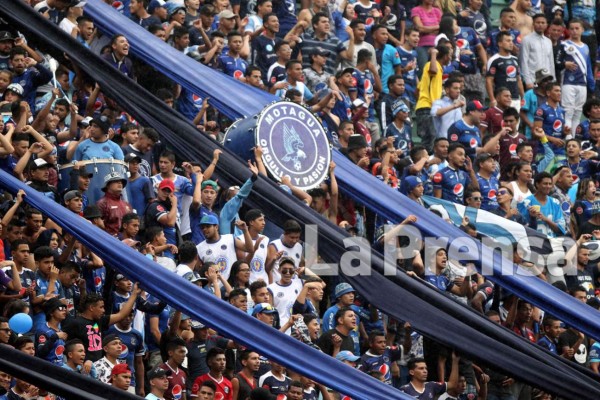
[58,159,129,205]
[223,101,331,191]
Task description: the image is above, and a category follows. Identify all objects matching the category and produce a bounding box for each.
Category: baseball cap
[347,134,368,152]
[91,115,110,134]
[252,303,277,316]
[110,363,131,377]
[392,100,410,117]
[190,320,206,330]
[218,9,236,19]
[165,2,186,17]
[78,116,93,128]
[69,0,86,8]
[102,333,121,347]
[335,67,354,79]
[147,0,165,14]
[334,282,355,299]
[63,190,82,202]
[201,180,218,190]
[200,214,219,225]
[0,32,13,42]
[83,205,102,220]
[475,152,493,166]
[335,350,360,362]
[466,100,485,113]
[6,83,24,96]
[29,158,49,170]
[43,297,65,315]
[158,179,175,192]
[124,153,142,163]
[147,366,171,380]
[312,47,328,57]
[535,68,553,84]
[114,273,129,282]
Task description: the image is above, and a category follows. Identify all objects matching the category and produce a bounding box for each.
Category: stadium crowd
[0,0,599,399]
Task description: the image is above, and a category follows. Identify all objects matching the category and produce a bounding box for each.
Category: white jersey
[269,238,303,284]
[238,234,270,283]
[196,234,238,280]
[267,280,303,330]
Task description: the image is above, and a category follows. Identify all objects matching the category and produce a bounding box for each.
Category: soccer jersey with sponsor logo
[534,102,566,156]
[161,363,187,400]
[477,173,499,211]
[359,347,403,385]
[487,54,520,99]
[193,373,232,400]
[447,119,481,160]
[432,165,472,204]
[454,27,480,74]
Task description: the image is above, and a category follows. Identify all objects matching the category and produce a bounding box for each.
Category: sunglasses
[498,189,509,195]
[57,306,67,311]
[280,269,295,275]
[469,197,482,201]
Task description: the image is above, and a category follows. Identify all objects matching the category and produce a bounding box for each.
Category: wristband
[539,135,548,144]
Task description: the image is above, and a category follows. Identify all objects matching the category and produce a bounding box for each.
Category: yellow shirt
[416,61,443,110]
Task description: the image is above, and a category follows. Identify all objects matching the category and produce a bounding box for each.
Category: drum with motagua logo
[223,101,332,191]
[58,158,129,205]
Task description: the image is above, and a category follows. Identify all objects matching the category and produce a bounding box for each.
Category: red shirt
[96,192,132,235]
[160,362,187,400]
[481,106,505,135]
[192,373,233,400]
[499,132,527,167]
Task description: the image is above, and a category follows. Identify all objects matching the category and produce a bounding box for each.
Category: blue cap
[334,282,355,299]
[401,176,423,195]
[147,0,165,14]
[335,350,360,362]
[252,303,277,316]
[200,215,219,225]
[392,100,409,117]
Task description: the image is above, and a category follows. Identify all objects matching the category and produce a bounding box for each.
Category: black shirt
[63,315,110,362]
[316,328,354,356]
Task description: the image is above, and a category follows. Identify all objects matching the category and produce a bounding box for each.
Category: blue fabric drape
[81,0,600,349]
[2,2,600,399]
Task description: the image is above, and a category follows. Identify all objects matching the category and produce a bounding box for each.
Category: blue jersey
[375,44,401,93]
[458,8,488,44]
[488,28,521,55]
[331,91,352,122]
[454,27,481,74]
[447,119,481,160]
[35,323,65,366]
[107,326,146,388]
[518,195,567,238]
[589,341,600,363]
[537,335,557,354]
[433,165,472,204]
[259,372,291,395]
[557,40,595,91]
[251,36,281,75]
[217,54,249,79]
[353,2,379,28]
[400,381,446,399]
[576,120,591,141]
[350,69,376,121]
[145,295,171,353]
[127,175,154,216]
[33,271,63,330]
[385,122,412,154]
[567,159,600,180]
[397,46,418,103]
[176,87,204,121]
[73,139,125,161]
[359,347,402,385]
[83,265,106,295]
[477,173,499,211]
[534,102,566,155]
[11,65,52,111]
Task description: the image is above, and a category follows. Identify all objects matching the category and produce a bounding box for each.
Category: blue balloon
[9,313,32,334]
